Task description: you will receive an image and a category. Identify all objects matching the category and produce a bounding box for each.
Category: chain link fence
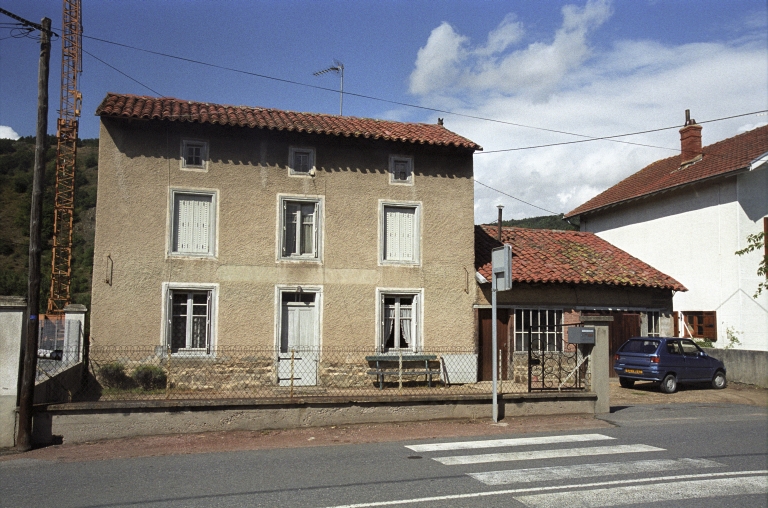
[34,345,589,404]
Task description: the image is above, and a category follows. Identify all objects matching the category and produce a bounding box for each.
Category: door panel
[278,298,318,386]
[478,309,509,382]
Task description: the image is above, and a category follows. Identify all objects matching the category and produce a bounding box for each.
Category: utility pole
[16,16,52,451]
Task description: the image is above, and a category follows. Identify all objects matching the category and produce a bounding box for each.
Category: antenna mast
[48,0,82,314]
[313,60,344,115]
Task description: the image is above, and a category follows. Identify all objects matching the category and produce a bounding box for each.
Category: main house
[90,93,481,377]
[566,116,767,351]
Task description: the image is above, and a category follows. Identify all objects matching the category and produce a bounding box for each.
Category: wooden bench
[365,354,441,390]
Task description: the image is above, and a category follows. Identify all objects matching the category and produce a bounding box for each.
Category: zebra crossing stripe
[405,433,614,452]
[434,444,663,465]
[469,458,722,485]
[323,470,768,508]
[514,475,768,508]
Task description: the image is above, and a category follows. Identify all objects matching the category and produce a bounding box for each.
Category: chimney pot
[679,110,702,163]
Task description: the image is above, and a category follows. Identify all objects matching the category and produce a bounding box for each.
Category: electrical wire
[474,179,559,215]
[81,34,768,154]
[82,48,164,98]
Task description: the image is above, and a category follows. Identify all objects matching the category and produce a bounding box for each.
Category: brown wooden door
[478,309,509,381]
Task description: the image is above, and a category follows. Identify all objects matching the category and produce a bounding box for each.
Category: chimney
[679,109,702,164]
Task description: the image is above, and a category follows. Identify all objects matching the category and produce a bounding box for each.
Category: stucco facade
[90,109,478,353]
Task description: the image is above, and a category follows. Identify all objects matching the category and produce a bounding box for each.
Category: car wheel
[660,374,677,394]
[619,377,635,388]
[712,371,726,389]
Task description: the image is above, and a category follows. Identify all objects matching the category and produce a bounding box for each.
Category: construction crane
[47,0,82,314]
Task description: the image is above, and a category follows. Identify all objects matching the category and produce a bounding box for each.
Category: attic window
[289,147,315,176]
[389,155,413,185]
[181,140,208,170]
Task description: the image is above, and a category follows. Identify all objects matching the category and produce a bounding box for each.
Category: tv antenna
[313,60,344,115]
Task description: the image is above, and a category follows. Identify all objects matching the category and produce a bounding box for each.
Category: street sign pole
[491,273,498,422]
[491,244,512,423]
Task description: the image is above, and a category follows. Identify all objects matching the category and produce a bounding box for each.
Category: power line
[474,179,559,215]
[81,33,765,153]
[82,48,164,97]
[479,110,768,154]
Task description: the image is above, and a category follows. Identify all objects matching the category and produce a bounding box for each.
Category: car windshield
[620,340,660,354]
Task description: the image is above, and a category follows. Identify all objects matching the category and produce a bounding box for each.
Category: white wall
[581,166,767,351]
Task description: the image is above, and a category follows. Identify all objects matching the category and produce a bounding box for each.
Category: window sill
[180,165,208,172]
[168,253,217,260]
[279,256,322,264]
[380,260,421,267]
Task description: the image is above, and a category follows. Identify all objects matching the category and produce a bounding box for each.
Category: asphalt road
[1,402,766,508]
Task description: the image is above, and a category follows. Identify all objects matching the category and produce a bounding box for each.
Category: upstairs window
[289,147,315,175]
[171,191,216,257]
[281,197,321,260]
[389,155,413,184]
[382,204,420,265]
[181,140,208,170]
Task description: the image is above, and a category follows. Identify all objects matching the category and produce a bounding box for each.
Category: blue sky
[1,0,766,223]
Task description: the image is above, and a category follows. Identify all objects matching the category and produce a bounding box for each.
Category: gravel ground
[1,380,764,463]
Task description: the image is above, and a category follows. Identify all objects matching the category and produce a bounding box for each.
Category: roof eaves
[565,164,751,219]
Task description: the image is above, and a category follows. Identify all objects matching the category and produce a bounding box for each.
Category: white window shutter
[313,201,319,257]
[401,208,414,261]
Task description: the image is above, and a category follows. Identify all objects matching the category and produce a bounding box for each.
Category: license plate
[625,369,643,374]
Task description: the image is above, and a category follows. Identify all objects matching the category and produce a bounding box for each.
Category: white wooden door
[278,294,319,386]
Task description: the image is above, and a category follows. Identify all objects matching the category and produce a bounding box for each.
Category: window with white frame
[280,197,321,259]
[514,308,563,351]
[181,140,208,170]
[171,191,216,257]
[167,287,214,354]
[380,292,421,352]
[382,204,419,264]
[389,155,413,184]
[289,147,315,175]
[647,311,660,337]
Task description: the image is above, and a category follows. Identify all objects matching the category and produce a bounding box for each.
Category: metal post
[16,17,51,451]
[290,349,295,398]
[491,274,498,422]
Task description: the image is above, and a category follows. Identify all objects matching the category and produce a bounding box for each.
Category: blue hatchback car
[613,337,726,393]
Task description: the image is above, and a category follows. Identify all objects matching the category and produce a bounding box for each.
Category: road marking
[515,475,768,507]
[323,470,768,508]
[405,433,614,452]
[469,457,722,485]
[434,444,663,465]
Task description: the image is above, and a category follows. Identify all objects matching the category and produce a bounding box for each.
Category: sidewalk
[2,381,764,463]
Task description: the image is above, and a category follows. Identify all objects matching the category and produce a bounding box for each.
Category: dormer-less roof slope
[475,225,686,291]
[565,125,768,218]
[96,93,482,151]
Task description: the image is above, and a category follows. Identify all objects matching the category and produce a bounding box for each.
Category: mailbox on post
[568,327,596,344]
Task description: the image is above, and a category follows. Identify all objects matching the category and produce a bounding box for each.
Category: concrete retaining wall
[706,348,768,388]
[0,297,25,448]
[33,392,596,445]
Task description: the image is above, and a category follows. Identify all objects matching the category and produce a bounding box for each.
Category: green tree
[736,230,766,298]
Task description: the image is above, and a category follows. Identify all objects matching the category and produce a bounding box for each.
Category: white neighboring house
[565,118,767,351]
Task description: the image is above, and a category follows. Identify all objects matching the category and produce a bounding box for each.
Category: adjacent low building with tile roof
[90,93,481,382]
[565,117,768,351]
[473,225,684,379]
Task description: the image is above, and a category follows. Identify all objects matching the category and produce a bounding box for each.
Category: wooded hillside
[0,136,98,311]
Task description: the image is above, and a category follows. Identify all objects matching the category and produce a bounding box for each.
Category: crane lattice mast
[47,0,82,314]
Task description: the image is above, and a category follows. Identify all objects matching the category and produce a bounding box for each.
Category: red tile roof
[96,93,482,151]
[475,225,686,291]
[565,125,768,218]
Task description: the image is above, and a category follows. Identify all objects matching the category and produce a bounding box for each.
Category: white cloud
[408,1,768,224]
[0,126,20,140]
[410,0,611,100]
